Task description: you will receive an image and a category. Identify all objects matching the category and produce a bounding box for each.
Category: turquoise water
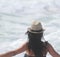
[0,0,60,57]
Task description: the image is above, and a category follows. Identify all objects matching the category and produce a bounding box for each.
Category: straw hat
[27,21,45,33]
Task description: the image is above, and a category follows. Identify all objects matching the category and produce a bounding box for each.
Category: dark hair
[27,31,47,57]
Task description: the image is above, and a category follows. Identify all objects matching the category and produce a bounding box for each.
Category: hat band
[30,29,43,32]
[28,29,44,33]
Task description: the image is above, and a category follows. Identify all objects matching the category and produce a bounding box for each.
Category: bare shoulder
[46,42,54,50]
[46,42,60,57]
[18,41,28,50]
[20,42,28,47]
[13,41,28,54]
[45,42,54,51]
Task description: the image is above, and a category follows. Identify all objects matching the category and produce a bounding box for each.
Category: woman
[0,21,60,57]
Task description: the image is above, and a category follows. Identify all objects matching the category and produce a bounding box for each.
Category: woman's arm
[47,43,60,57]
[0,42,27,57]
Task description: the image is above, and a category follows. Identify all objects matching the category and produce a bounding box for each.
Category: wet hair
[27,31,47,57]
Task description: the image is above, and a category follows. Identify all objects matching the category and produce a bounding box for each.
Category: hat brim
[27,28,45,33]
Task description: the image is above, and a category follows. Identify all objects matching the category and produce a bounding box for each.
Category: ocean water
[0,0,60,57]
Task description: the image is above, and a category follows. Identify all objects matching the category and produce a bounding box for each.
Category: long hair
[27,31,47,57]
